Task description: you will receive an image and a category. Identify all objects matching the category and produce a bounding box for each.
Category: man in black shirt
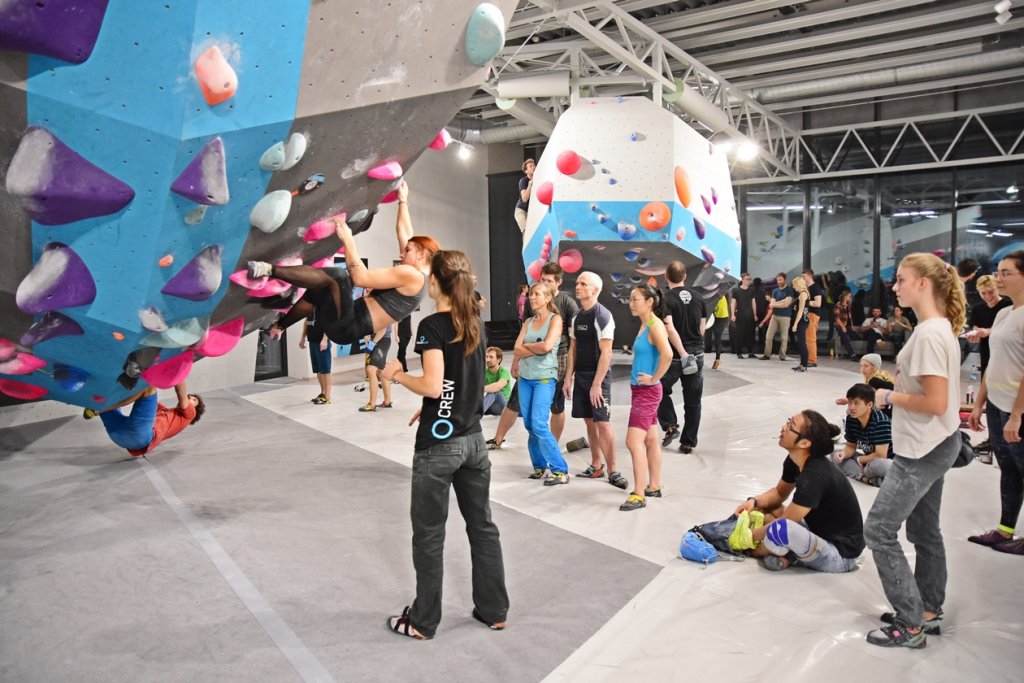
[802,269,823,367]
[730,273,758,358]
[513,159,534,233]
[658,261,707,453]
[733,409,864,572]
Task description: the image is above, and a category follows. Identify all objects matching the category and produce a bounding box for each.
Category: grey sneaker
[247,260,273,279]
[866,622,926,649]
[527,468,547,480]
[543,472,569,486]
[486,438,505,450]
[881,610,942,636]
[608,471,628,489]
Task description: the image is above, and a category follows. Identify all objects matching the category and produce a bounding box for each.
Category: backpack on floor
[679,531,717,566]
[692,516,745,557]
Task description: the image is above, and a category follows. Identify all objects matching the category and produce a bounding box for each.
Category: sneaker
[762,555,791,571]
[759,355,771,360]
[575,464,606,479]
[378,402,393,408]
[736,354,744,359]
[527,468,547,479]
[793,365,807,372]
[992,538,1024,555]
[881,610,943,635]
[608,471,628,489]
[82,408,98,420]
[661,428,680,448]
[779,355,787,361]
[644,487,662,497]
[679,443,695,454]
[712,359,721,369]
[968,529,1012,547]
[311,393,325,403]
[807,362,817,368]
[358,403,376,412]
[247,260,273,279]
[866,622,927,649]
[486,438,505,451]
[314,396,332,405]
[353,383,367,392]
[619,494,646,511]
[747,354,758,359]
[544,472,569,486]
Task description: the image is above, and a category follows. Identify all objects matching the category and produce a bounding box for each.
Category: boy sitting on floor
[834,383,893,486]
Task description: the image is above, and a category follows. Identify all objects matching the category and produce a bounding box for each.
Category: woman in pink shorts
[621,285,673,511]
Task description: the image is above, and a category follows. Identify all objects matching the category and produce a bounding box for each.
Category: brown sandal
[472,607,507,631]
[387,606,430,640]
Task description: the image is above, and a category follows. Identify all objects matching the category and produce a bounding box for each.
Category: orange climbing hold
[194,45,238,106]
[639,201,671,231]
[159,255,174,267]
[112,332,125,341]
[674,166,692,208]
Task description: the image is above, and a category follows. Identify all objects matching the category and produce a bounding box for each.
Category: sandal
[574,464,606,479]
[387,606,430,640]
[471,607,507,631]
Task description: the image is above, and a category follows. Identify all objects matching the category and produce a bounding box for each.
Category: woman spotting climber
[248,180,440,345]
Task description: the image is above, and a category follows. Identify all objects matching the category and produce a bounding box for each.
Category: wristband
[747,496,758,507]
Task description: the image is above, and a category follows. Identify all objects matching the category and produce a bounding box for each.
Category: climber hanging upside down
[248,180,440,345]
[84,382,204,456]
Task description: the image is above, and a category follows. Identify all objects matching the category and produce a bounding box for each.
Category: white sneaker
[247,260,273,279]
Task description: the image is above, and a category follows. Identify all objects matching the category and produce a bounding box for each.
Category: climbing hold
[674,166,692,208]
[535,181,554,206]
[185,205,209,225]
[194,45,237,106]
[246,279,292,298]
[281,133,307,171]
[349,208,370,224]
[141,351,194,389]
[639,201,671,231]
[229,269,268,290]
[628,275,644,284]
[92,395,106,403]
[0,0,109,63]
[162,245,223,301]
[193,316,244,358]
[368,161,403,181]
[675,228,685,242]
[629,132,638,142]
[563,230,577,238]
[304,213,346,243]
[141,317,207,348]
[16,243,96,314]
[558,249,583,274]
[694,218,707,240]
[624,250,640,262]
[556,150,581,175]
[711,187,719,205]
[112,332,125,341]
[526,258,545,282]
[701,195,712,214]
[0,338,14,361]
[139,307,168,333]
[259,141,286,171]
[380,190,398,203]
[617,222,637,240]
[0,379,47,401]
[0,352,46,375]
[171,137,229,205]
[701,247,715,264]
[608,178,617,185]
[53,364,89,392]
[543,234,553,245]
[465,3,505,66]
[309,257,334,269]
[249,190,292,233]
[20,311,85,347]
[429,129,452,150]
[647,277,658,287]
[610,273,623,283]
[6,127,135,225]
[637,256,651,267]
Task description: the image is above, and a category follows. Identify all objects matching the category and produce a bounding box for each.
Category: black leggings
[275,266,374,345]
[794,317,809,366]
[705,319,726,359]
[988,402,1024,531]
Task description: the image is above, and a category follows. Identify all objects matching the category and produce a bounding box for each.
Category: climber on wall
[248,180,440,346]
[83,382,204,456]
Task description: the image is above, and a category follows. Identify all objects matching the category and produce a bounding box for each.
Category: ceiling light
[996,10,1012,24]
[991,231,1013,237]
[966,228,990,234]
[1007,184,1019,195]
[994,0,1012,14]
[737,141,759,161]
[458,143,471,160]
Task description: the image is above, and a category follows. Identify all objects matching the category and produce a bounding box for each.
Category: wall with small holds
[521,96,740,345]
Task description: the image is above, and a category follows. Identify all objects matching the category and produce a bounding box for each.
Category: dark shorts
[628,383,662,431]
[507,380,520,413]
[307,268,374,345]
[550,352,567,414]
[572,371,611,422]
[368,336,392,369]
[308,338,332,374]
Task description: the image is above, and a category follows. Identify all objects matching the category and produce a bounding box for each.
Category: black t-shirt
[664,285,707,356]
[515,176,530,211]
[780,455,865,558]
[414,313,485,451]
[732,286,756,321]
[306,310,325,344]
[807,282,823,315]
[570,303,615,372]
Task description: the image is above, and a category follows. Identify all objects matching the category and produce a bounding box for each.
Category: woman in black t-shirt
[380,250,508,640]
[965,274,1011,374]
[734,410,864,572]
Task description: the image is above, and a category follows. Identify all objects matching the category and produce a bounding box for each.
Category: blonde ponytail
[900,253,967,335]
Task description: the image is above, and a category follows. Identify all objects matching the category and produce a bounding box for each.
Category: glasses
[785,417,803,439]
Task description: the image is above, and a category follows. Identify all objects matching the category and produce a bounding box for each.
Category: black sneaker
[679,443,694,454]
[881,611,942,636]
[661,428,680,448]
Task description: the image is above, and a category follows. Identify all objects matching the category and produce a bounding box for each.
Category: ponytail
[430,250,481,354]
[901,253,967,335]
[633,284,667,320]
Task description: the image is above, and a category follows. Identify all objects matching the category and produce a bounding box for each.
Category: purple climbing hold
[5,127,135,225]
[16,243,97,314]
[701,195,712,214]
[20,311,85,347]
[701,246,716,265]
[161,245,223,302]
[0,0,110,64]
[711,187,719,205]
[171,137,229,206]
[53,364,89,393]
[693,217,707,240]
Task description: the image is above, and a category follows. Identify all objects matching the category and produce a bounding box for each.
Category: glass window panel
[955,162,1024,276]
[744,183,805,284]
[809,178,875,296]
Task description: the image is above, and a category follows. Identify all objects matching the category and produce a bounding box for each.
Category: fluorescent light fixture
[748,204,822,212]
[996,10,1012,24]
[991,231,1013,237]
[891,210,938,217]
[714,140,735,154]
[994,0,1012,14]
[737,141,759,161]
[1007,184,1019,195]
[966,228,990,234]
[1002,222,1024,226]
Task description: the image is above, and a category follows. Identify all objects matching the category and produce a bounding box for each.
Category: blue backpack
[679,531,717,566]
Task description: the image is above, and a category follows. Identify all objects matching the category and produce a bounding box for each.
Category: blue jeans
[483,391,506,416]
[99,393,157,450]
[518,377,567,473]
[409,432,508,638]
[864,431,959,627]
[987,402,1024,532]
[762,519,858,573]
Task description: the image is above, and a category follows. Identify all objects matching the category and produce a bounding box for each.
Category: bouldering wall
[521,96,741,346]
[0,0,515,408]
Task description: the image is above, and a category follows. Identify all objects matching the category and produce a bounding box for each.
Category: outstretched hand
[396,179,409,203]
[333,215,352,241]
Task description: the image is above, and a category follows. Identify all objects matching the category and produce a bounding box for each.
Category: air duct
[446,119,539,145]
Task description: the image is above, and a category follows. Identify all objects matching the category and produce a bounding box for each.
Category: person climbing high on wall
[83,382,204,456]
[248,179,440,347]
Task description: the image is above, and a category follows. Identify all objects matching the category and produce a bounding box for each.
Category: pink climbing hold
[556,150,581,175]
[558,249,583,274]
[92,395,106,404]
[675,228,685,242]
[429,129,452,150]
[368,161,403,180]
[711,187,719,205]
[0,338,15,362]
[0,352,47,375]
[535,181,554,206]
[543,234,553,245]
[305,213,347,243]
[380,190,398,203]
[141,351,194,390]
[527,258,545,282]
[310,257,335,269]
[0,379,47,401]
[564,230,577,238]
[194,317,244,358]
[276,256,303,268]
[247,279,292,298]
[230,269,267,290]
[194,45,237,106]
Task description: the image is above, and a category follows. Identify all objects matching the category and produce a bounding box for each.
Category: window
[744,184,804,283]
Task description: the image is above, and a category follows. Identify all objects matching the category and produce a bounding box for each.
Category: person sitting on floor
[84,382,204,456]
[483,346,512,416]
[732,409,864,573]
[836,353,895,417]
[834,383,893,486]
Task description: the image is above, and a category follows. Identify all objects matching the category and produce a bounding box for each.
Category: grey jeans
[762,518,858,573]
[408,432,508,638]
[864,431,960,628]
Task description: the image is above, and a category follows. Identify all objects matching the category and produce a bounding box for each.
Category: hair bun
[828,423,842,439]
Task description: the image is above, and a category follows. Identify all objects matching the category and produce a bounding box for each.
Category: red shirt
[128,402,196,456]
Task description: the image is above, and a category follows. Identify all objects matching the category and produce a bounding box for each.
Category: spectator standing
[730,273,758,358]
[658,262,707,454]
[761,273,793,361]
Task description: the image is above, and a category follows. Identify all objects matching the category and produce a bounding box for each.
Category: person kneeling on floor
[834,383,893,486]
[733,410,864,572]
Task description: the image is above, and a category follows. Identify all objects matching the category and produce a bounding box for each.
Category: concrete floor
[1,352,1021,682]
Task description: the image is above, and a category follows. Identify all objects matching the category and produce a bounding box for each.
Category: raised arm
[174,382,189,409]
[335,220,419,291]
[395,179,413,255]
